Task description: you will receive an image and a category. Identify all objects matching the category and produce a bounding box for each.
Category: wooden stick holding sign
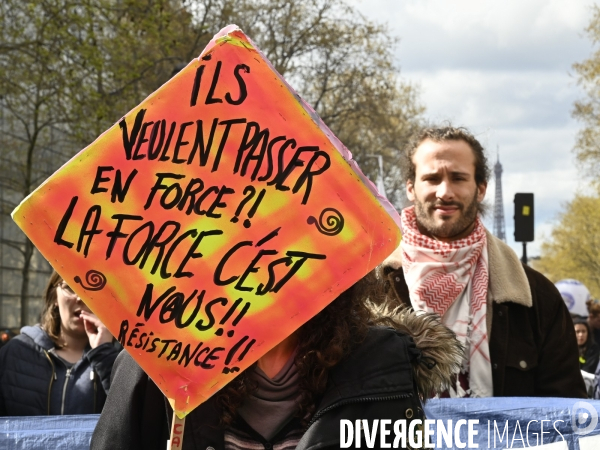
[167,413,185,450]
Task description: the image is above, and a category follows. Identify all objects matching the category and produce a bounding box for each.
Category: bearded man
[384,126,586,398]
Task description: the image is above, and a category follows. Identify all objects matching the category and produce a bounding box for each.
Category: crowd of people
[556,279,600,397]
[0,125,594,449]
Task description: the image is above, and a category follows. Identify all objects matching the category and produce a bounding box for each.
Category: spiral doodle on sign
[74,270,107,291]
[307,208,345,236]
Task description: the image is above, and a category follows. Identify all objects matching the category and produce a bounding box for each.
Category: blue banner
[2,398,600,449]
[0,414,98,450]
[424,397,600,449]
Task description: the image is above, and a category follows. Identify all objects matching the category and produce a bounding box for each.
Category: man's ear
[406,179,415,202]
[477,182,487,203]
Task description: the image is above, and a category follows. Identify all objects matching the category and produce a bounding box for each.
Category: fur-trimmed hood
[369,303,464,400]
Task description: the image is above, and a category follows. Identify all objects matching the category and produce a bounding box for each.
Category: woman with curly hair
[0,271,119,416]
[91,271,462,450]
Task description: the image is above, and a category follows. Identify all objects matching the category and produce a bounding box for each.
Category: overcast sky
[350,0,595,256]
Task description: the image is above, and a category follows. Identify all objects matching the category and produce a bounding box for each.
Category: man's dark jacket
[384,230,586,398]
[91,326,448,450]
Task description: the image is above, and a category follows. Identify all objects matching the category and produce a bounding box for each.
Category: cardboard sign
[12,25,401,417]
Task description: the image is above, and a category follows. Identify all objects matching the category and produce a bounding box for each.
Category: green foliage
[213,0,424,206]
[0,0,423,323]
[550,6,600,300]
[537,190,600,299]
[573,4,600,182]
[1,0,422,205]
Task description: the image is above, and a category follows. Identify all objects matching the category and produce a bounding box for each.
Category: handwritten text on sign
[12,26,401,417]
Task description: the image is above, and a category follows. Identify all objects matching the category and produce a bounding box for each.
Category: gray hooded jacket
[0,325,119,416]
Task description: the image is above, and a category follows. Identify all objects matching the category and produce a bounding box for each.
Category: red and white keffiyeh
[400,206,493,398]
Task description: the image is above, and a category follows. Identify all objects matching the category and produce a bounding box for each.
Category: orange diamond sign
[12,25,401,417]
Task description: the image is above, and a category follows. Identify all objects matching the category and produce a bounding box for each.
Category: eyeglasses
[58,281,77,296]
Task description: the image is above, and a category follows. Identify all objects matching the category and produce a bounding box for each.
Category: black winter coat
[91,327,426,450]
[387,264,586,398]
[580,342,600,374]
[0,325,119,416]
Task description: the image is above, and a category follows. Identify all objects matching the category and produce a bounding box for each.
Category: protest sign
[12,25,401,417]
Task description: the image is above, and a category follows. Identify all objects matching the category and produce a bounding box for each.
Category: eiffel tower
[493,147,506,241]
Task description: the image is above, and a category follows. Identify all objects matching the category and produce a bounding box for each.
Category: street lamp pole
[367,154,386,198]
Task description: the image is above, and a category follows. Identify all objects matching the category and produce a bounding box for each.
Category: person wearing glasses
[0,271,119,416]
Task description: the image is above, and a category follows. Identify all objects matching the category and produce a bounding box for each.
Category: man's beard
[413,191,480,240]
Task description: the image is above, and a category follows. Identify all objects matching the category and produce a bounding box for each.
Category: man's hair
[400,126,491,187]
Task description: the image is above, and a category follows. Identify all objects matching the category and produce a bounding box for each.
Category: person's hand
[80,311,113,348]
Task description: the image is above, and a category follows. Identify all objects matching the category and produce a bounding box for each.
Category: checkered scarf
[400,206,493,398]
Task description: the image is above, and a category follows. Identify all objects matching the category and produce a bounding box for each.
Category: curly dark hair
[400,125,491,187]
[215,270,387,426]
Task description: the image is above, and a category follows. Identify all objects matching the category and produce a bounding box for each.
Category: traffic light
[0,329,14,348]
[514,193,534,242]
